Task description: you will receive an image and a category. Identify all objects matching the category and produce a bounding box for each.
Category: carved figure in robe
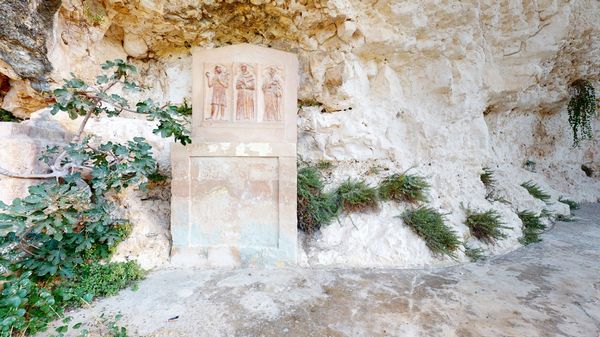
[262,67,283,121]
[205,65,229,120]
[235,64,256,120]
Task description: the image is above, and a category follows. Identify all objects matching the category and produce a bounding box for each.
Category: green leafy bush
[297,166,339,234]
[400,207,460,258]
[0,59,190,336]
[521,180,551,204]
[518,210,546,245]
[378,172,429,203]
[464,209,510,244]
[0,272,62,336]
[55,261,145,308]
[335,180,379,212]
[558,196,580,211]
[0,108,19,122]
[567,79,596,146]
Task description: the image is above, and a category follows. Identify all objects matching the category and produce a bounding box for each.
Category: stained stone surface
[0,0,60,87]
[49,203,600,337]
[171,44,298,267]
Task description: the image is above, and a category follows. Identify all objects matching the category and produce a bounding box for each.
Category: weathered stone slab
[171,44,298,267]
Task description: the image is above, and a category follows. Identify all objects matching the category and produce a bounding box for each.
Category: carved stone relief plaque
[171,44,298,267]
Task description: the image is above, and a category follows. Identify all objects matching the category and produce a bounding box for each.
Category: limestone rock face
[0,0,599,268]
[0,0,61,86]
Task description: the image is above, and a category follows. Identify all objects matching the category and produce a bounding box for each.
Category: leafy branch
[0,59,191,180]
[0,59,192,336]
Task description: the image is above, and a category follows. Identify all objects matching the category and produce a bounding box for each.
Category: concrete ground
[61,204,600,337]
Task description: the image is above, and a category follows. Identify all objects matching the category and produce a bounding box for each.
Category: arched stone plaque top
[191,44,299,143]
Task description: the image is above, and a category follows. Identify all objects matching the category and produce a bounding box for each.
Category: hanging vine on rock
[567,79,597,147]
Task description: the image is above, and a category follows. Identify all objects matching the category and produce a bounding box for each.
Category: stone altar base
[170,142,297,267]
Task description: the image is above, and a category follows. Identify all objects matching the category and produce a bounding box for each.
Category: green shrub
[464,209,510,244]
[521,180,551,203]
[55,261,145,308]
[378,172,429,203]
[558,196,580,211]
[0,108,19,122]
[518,210,546,245]
[297,166,339,233]
[400,207,460,258]
[335,180,379,212]
[463,244,485,262]
[0,59,188,336]
[480,167,495,188]
[0,272,62,336]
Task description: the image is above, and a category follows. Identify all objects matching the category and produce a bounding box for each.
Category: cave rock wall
[0,0,599,269]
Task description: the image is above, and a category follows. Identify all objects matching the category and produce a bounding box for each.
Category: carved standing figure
[262,67,283,121]
[205,65,229,120]
[235,64,256,120]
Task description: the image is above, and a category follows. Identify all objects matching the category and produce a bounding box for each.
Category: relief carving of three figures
[205,64,283,121]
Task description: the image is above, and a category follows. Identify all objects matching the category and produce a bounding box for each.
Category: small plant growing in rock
[517,210,546,245]
[567,79,597,147]
[400,206,460,258]
[523,160,536,172]
[581,164,594,177]
[464,208,510,244]
[297,166,339,234]
[0,108,19,122]
[378,172,430,203]
[558,196,580,211]
[480,167,495,188]
[315,160,334,170]
[463,243,485,262]
[521,180,551,204]
[335,180,379,213]
[366,164,386,176]
[540,208,554,220]
[556,214,575,222]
